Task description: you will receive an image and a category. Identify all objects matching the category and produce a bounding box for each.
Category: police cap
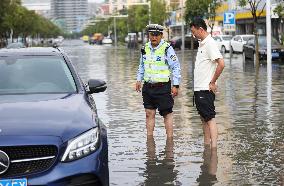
[146,24,164,33]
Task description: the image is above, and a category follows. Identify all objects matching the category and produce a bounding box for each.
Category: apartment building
[50,0,88,33]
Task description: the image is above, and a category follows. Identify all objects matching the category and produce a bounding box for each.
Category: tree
[239,0,266,66]
[151,0,168,25]
[128,5,148,33]
[185,0,211,24]
[0,0,21,46]
[273,3,284,43]
[207,0,224,36]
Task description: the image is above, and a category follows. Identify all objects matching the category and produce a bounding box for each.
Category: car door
[244,39,255,59]
[184,36,191,49]
[231,36,239,52]
[234,36,243,52]
[213,36,222,51]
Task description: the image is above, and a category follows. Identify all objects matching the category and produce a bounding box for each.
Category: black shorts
[194,90,215,122]
[142,81,174,116]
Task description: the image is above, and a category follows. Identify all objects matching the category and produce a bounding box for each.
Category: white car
[213,35,232,53]
[102,37,113,44]
[230,34,254,53]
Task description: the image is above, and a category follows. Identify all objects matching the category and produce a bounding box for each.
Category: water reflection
[196,147,218,186]
[143,136,177,186]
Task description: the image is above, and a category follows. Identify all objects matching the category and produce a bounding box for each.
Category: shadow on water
[196,147,218,186]
[142,136,178,186]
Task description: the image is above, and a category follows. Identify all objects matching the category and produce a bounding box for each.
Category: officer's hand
[171,87,179,97]
[135,81,142,92]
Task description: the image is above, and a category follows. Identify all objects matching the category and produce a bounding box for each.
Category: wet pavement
[62,40,283,186]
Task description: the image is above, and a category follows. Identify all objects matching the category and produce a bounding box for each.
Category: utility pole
[266,0,272,70]
[112,15,128,47]
[181,0,185,50]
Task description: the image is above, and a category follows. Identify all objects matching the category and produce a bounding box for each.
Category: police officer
[135,24,181,138]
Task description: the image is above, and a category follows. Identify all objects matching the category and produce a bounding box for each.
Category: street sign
[223,11,236,32]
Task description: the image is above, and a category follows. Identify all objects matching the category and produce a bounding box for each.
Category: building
[215,0,283,40]
[22,0,51,18]
[50,0,88,33]
[165,0,186,38]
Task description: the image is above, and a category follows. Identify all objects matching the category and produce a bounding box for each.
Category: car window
[213,36,220,41]
[234,36,240,41]
[258,37,280,46]
[247,39,254,45]
[7,43,25,49]
[0,56,77,94]
[243,36,254,41]
[221,36,232,41]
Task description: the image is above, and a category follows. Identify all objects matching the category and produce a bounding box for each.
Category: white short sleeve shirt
[194,35,223,91]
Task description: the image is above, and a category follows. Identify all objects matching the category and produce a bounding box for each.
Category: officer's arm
[137,54,144,82]
[167,46,181,87]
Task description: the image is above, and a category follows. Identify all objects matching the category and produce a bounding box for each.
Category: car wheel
[221,46,226,54]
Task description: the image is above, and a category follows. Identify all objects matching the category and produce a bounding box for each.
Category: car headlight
[61,128,99,162]
[281,49,284,52]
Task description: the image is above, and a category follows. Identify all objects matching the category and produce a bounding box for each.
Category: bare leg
[146,135,156,160]
[145,109,156,136]
[164,112,173,138]
[207,118,218,148]
[202,117,211,145]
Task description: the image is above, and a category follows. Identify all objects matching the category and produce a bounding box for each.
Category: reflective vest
[143,42,170,83]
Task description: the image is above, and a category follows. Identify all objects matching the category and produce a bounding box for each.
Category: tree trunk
[253,20,259,68]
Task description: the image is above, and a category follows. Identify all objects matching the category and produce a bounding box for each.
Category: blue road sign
[223,11,236,31]
[223,11,235,25]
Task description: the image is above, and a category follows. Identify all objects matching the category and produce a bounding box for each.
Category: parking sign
[223,11,236,31]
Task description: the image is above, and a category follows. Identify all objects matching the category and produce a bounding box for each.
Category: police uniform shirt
[137,39,181,86]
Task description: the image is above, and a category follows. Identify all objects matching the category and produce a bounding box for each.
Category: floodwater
[62,40,283,186]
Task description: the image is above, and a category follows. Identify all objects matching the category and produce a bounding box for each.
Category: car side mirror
[87,79,107,94]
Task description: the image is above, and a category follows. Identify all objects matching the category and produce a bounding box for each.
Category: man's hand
[135,81,142,92]
[209,82,217,93]
[171,87,179,97]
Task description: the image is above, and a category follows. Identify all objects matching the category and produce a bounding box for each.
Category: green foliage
[128,5,148,32]
[151,0,168,25]
[0,0,62,45]
[184,0,211,24]
[82,0,168,41]
[274,4,284,18]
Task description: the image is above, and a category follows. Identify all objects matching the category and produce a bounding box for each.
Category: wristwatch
[173,85,179,88]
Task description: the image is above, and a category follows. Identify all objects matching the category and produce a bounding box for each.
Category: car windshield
[0,56,77,95]
[221,36,232,40]
[243,36,254,41]
[259,37,280,46]
[7,43,25,49]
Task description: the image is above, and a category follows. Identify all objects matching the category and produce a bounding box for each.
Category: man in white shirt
[190,18,225,148]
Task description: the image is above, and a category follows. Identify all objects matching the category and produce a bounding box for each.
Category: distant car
[82,35,89,43]
[0,47,109,186]
[102,37,113,44]
[170,35,199,50]
[213,35,232,53]
[230,34,254,53]
[243,36,284,61]
[6,42,25,49]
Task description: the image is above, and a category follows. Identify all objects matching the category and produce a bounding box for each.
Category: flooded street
[62,40,283,186]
